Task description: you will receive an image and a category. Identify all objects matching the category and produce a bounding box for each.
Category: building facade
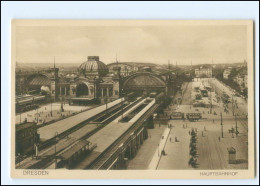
[16,122,39,156]
[16,56,178,105]
[195,67,212,78]
[223,68,232,79]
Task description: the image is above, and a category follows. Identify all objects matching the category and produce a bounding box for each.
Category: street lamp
[121,90,124,120]
[235,114,238,137]
[105,94,108,115]
[220,112,224,138]
[51,102,53,117]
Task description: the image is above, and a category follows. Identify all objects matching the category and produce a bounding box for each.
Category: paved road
[209,78,247,115]
[126,124,165,169]
[156,80,248,170]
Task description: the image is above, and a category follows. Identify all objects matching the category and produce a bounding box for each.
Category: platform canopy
[122,72,166,92]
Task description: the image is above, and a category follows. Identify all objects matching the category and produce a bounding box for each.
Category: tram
[170,112,185,120]
[186,113,202,121]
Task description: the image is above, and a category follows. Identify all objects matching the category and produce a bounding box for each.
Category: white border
[1,1,259,185]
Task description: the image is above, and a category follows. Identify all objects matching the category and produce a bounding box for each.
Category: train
[186,113,202,121]
[125,92,138,102]
[170,112,185,120]
[16,94,46,105]
[15,94,46,113]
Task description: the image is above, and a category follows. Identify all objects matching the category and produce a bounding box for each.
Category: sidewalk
[148,127,171,169]
[127,124,165,169]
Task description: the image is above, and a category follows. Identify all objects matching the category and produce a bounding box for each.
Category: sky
[15,25,247,65]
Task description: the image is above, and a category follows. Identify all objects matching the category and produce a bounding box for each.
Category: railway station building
[16,56,178,106]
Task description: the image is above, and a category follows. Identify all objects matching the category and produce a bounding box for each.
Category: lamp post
[232,95,234,116]
[50,102,53,117]
[120,89,124,120]
[235,114,238,137]
[37,108,39,123]
[106,94,108,115]
[220,112,224,138]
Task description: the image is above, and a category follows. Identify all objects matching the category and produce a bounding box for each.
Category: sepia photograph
[10,20,255,179]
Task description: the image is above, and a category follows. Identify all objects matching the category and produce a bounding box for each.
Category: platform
[74,99,156,169]
[38,98,123,140]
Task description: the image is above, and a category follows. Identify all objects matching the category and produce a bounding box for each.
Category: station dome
[78,56,109,76]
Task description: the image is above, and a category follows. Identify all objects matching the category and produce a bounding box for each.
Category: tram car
[170,112,185,120]
[186,113,202,121]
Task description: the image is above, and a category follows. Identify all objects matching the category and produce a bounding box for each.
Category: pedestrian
[218,137,220,142]
[189,131,191,135]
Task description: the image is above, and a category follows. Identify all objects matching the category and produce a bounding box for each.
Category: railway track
[87,103,159,170]
[24,97,144,169]
[37,99,131,151]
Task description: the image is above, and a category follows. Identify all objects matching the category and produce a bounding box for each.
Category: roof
[79,57,108,76]
[16,122,36,131]
[29,75,51,86]
[60,140,90,160]
[107,62,157,68]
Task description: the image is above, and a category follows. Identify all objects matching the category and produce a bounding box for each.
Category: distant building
[17,56,122,105]
[16,56,176,105]
[223,67,232,79]
[233,75,245,88]
[195,67,212,78]
[107,62,138,77]
[244,75,248,88]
